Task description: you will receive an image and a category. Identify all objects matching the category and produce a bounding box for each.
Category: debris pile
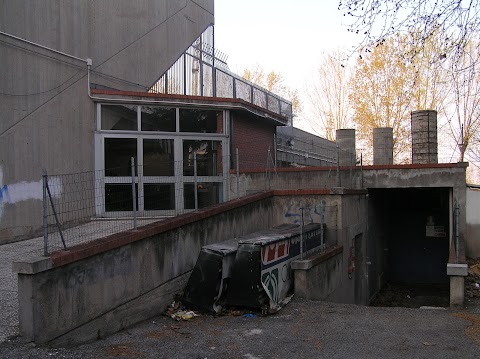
[465,258,480,301]
[165,301,200,321]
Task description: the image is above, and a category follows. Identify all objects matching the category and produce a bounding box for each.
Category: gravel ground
[1,299,479,359]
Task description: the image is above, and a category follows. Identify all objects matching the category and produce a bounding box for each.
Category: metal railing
[149,25,293,122]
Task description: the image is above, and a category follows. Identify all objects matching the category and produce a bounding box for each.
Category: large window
[105,184,138,212]
[97,103,228,216]
[101,105,138,131]
[179,109,222,133]
[184,182,222,210]
[143,139,174,176]
[182,140,222,176]
[141,106,176,132]
[104,138,137,176]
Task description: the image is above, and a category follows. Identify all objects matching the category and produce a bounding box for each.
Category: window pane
[105,138,137,176]
[144,184,175,210]
[179,109,222,133]
[143,139,174,176]
[184,182,221,209]
[141,106,176,132]
[183,140,222,176]
[101,105,137,131]
[105,184,138,212]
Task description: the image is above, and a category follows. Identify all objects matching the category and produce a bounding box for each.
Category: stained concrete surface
[1,300,480,358]
[0,237,44,342]
[0,219,160,343]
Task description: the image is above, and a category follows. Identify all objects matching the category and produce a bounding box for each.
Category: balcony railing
[150,25,293,122]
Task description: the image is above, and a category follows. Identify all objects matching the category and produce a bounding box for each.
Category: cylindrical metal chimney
[411,110,438,164]
[373,127,393,165]
[336,129,356,166]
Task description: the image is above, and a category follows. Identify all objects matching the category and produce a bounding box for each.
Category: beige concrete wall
[0,0,214,242]
[466,187,480,258]
[15,194,274,345]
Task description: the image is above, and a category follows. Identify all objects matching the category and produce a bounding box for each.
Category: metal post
[194,152,199,210]
[165,72,168,93]
[183,53,187,95]
[360,153,364,189]
[336,145,341,187]
[267,148,271,190]
[320,200,326,250]
[236,148,240,198]
[131,157,137,230]
[199,34,204,97]
[300,207,304,260]
[43,170,48,256]
[273,134,277,168]
[454,202,460,263]
[213,67,217,97]
[46,180,67,250]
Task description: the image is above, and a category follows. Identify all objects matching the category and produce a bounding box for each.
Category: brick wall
[231,111,277,169]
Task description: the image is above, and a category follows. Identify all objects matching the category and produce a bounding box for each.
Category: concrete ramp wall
[14,189,369,345]
[14,193,274,345]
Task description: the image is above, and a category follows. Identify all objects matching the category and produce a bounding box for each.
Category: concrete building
[0,1,292,243]
[275,126,338,167]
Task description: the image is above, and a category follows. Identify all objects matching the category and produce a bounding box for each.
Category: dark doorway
[367,188,450,306]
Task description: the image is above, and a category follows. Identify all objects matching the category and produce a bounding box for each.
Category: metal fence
[41,146,362,255]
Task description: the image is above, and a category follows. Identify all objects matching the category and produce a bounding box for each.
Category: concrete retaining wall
[14,189,370,345]
[15,193,274,345]
[292,246,343,300]
[466,186,480,258]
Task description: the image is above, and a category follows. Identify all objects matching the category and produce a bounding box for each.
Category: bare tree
[442,40,480,162]
[339,0,480,66]
[305,51,352,141]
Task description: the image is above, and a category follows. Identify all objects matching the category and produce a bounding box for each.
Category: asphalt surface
[1,299,480,359]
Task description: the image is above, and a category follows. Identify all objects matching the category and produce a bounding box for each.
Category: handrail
[149,25,293,122]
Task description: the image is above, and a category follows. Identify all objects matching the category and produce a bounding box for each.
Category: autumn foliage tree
[350,37,415,162]
[241,65,302,115]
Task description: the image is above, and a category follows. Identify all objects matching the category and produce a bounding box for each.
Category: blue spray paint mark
[0,185,11,204]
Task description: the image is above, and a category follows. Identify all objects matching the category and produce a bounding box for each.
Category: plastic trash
[171,310,199,321]
[243,313,256,318]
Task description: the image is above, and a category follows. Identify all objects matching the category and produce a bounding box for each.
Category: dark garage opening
[367,187,450,307]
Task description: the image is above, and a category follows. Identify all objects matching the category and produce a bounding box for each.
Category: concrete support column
[447,263,468,307]
[373,128,393,165]
[450,276,465,307]
[336,129,356,166]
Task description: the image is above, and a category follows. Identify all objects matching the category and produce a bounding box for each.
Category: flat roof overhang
[90,89,289,126]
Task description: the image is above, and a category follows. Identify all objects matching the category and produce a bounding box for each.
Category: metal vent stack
[411,110,438,164]
[373,127,393,165]
[336,129,356,166]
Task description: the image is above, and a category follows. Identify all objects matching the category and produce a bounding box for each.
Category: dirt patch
[451,312,480,344]
[465,258,480,304]
[105,343,146,357]
[371,283,449,308]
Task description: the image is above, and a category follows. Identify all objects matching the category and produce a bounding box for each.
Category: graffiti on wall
[284,200,327,224]
[0,166,63,219]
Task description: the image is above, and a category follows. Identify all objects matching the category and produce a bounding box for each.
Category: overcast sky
[214,0,357,90]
